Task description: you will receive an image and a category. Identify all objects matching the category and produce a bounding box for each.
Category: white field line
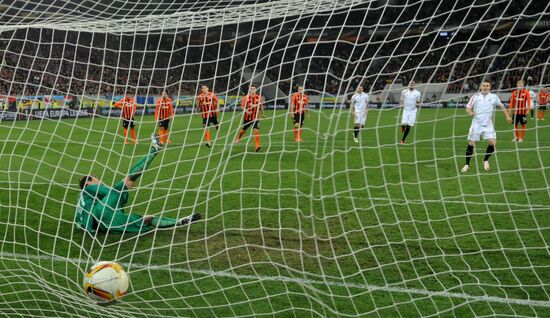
[2,140,549,146]
[1,251,549,308]
[0,182,547,209]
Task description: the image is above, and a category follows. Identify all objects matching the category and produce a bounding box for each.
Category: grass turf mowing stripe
[1,251,549,308]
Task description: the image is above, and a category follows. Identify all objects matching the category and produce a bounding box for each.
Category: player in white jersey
[350,85,369,143]
[528,87,536,119]
[43,95,52,108]
[461,81,512,172]
[399,80,422,144]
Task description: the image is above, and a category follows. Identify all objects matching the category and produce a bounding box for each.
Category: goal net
[1,0,549,316]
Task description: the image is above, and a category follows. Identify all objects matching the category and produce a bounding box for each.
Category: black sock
[531,109,534,118]
[483,144,494,161]
[353,127,359,138]
[402,125,411,141]
[465,144,474,165]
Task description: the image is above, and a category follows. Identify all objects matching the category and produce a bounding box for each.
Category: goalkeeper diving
[75,135,201,234]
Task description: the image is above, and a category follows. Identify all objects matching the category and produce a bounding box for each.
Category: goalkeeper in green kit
[75,135,201,234]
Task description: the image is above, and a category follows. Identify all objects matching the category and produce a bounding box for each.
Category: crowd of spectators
[0,29,250,101]
[0,1,547,106]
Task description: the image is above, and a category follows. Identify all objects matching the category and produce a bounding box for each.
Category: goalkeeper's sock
[205,129,211,142]
[402,125,411,142]
[465,144,474,165]
[514,125,519,139]
[150,217,178,228]
[353,127,359,138]
[293,128,298,141]
[483,144,495,161]
[128,147,158,181]
[123,128,128,142]
[298,129,303,141]
[131,128,137,141]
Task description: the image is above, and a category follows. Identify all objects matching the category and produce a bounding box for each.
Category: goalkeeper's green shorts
[92,179,149,233]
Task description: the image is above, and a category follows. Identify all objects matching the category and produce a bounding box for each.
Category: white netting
[1,0,549,317]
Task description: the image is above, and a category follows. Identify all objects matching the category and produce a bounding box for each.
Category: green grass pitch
[0,108,549,317]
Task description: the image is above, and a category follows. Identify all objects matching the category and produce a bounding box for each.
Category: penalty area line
[1,252,549,308]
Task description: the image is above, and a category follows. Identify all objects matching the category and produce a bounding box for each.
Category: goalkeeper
[75,135,201,234]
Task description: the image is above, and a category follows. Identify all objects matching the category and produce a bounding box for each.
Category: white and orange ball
[83,261,129,304]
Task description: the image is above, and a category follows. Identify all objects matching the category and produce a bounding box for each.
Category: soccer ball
[83,261,129,304]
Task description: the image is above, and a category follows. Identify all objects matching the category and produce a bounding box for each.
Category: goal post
[1,1,549,317]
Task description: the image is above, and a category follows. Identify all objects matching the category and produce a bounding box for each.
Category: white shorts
[467,122,496,141]
[354,111,366,126]
[401,109,417,126]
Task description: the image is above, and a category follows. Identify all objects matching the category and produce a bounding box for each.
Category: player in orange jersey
[509,80,531,142]
[235,84,266,152]
[538,87,549,121]
[114,92,138,144]
[290,85,309,142]
[155,91,174,144]
[196,85,219,148]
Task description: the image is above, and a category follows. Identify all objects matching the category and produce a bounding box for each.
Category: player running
[399,80,422,144]
[235,84,266,152]
[196,85,219,148]
[75,135,202,234]
[114,93,138,144]
[538,87,549,120]
[509,80,531,142]
[461,81,512,173]
[290,85,309,142]
[154,91,174,144]
[350,85,369,143]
